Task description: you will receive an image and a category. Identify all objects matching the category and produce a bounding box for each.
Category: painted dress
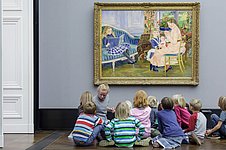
[103,34,130,55]
[150,25,184,67]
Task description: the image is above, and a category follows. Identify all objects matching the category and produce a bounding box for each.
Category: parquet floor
[0,130,226,150]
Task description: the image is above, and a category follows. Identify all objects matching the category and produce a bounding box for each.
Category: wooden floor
[0,130,226,150]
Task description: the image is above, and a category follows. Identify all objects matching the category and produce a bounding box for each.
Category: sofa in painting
[102,25,139,71]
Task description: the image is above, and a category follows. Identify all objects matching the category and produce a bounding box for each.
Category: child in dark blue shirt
[152,97,185,149]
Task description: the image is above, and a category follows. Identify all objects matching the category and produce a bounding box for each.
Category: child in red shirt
[172,94,191,129]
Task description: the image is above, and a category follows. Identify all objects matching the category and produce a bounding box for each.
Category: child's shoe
[67,131,73,139]
[135,137,151,146]
[152,142,160,148]
[99,140,115,147]
[191,133,201,145]
[207,134,221,140]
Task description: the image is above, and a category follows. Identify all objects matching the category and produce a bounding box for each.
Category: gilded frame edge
[94,2,200,86]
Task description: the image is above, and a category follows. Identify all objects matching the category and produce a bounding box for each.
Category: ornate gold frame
[94,2,200,85]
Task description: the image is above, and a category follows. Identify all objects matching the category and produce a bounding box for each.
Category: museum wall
[39,0,226,109]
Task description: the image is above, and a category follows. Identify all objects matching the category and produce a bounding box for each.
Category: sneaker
[99,140,115,147]
[135,137,151,147]
[191,133,201,145]
[152,142,160,148]
[207,135,221,140]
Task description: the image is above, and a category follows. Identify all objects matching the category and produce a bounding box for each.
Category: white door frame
[0,0,4,147]
[2,0,33,133]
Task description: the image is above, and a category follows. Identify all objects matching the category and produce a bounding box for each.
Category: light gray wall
[39,0,226,109]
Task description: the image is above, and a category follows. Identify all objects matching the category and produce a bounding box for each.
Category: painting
[94,2,200,85]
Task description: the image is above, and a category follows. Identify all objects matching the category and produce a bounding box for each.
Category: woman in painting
[149,18,185,72]
[102,26,136,64]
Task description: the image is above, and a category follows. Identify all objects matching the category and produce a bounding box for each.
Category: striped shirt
[72,113,103,142]
[105,116,145,147]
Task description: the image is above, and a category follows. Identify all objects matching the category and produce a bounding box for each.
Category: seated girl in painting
[102,26,136,64]
[146,29,160,71]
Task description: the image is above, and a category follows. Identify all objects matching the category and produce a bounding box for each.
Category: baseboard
[38,109,79,130]
[3,124,34,133]
[0,134,3,147]
[38,108,220,130]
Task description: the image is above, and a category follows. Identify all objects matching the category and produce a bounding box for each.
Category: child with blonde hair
[99,102,149,147]
[72,101,104,146]
[172,94,191,129]
[152,97,185,149]
[93,83,114,123]
[125,100,133,110]
[206,96,226,139]
[184,99,206,145]
[148,96,159,129]
[78,91,93,114]
[131,90,152,139]
[148,96,161,138]
[69,91,93,139]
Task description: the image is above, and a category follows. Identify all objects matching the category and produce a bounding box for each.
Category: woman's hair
[161,97,174,110]
[125,100,133,110]
[190,99,202,111]
[102,26,115,38]
[148,96,158,108]
[218,96,226,111]
[167,18,180,28]
[97,83,110,93]
[133,90,149,108]
[80,91,93,107]
[172,94,186,108]
[83,101,96,114]
[115,102,130,120]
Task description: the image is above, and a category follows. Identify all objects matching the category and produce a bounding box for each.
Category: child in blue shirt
[206,96,226,139]
[148,96,159,129]
[152,97,185,149]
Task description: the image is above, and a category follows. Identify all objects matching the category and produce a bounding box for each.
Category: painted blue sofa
[102,25,139,71]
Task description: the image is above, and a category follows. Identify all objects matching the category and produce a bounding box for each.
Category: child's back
[72,101,103,146]
[131,107,151,133]
[172,94,191,129]
[190,112,206,138]
[158,109,184,137]
[184,99,206,145]
[73,113,102,142]
[105,116,145,147]
[148,96,159,128]
[174,105,191,128]
[152,97,185,149]
[99,101,150,147]
[131,90,151,138]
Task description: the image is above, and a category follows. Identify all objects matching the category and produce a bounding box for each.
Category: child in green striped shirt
[99,101,151,147]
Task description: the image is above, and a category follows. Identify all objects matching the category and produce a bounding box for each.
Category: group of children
[70,83,226,149]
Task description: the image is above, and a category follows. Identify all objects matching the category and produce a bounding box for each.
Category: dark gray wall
[39,0,226,109]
